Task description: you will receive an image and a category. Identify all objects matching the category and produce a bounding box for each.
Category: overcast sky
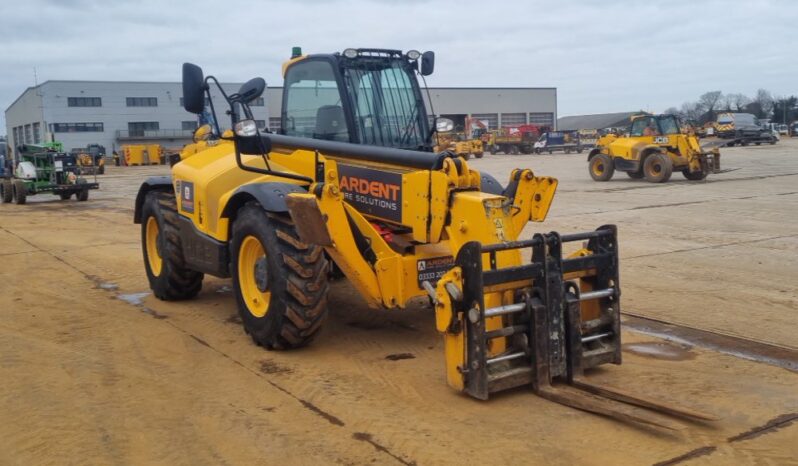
[2,0,797,132]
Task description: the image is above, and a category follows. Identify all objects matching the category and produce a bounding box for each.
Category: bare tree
[721,94,735,111]
[663,106,681,117]
[680,101,703,122]
[752,89,774,118]
[729,93,751,112]
[698,91,723,120]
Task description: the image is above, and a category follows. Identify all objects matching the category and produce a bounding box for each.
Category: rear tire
[682,169,707,180]
[643,153,673,183]
[60,192,72,200]
[231,203,329,349]
[12,180,27,205]
[141,191,204,300]
[77,189,89,201]
[589,154,615,181]
[1,180,12,203]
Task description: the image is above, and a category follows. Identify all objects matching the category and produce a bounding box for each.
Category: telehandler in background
[587,114,722,183]
[134,49,714,429]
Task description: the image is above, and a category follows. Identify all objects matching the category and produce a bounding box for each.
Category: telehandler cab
[134,49,714,429]
[588,114,722,183]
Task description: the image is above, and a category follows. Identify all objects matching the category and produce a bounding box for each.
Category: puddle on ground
[622,341,695,361]
[116,292,151,306]
[385,353,416,361]
[215,285,232,294]
[98,282,119,291]
[260,359,293,374]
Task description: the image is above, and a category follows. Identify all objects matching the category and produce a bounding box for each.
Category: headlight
[234,120,258,137]
[343,48,358,59]
[406,50,421,60]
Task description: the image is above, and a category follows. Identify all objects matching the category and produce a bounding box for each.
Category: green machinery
[1,144,99,205]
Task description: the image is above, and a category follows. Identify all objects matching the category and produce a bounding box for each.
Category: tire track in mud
[623,314,798,371]
[653,412,798,465]
[173,321,416,465]
[557,171,798,195]
[551,190,798,218]
[622,233,798,260]
[1,224,416,465]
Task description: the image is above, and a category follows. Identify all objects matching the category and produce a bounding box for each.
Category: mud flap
[285,194,333,247]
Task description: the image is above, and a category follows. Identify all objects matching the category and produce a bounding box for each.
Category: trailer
[534,131,583,154]
[712,113,778,146]
[487,124,544,154]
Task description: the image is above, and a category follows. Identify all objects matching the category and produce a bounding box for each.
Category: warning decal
[416,256,455,288]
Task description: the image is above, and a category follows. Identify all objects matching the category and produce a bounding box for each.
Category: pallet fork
[435,226,717,430]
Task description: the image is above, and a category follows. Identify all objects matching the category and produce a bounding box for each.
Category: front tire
[141,191,203,300]
[12,180,27,205]
[589,154,615,181]
[231,203,329,349]
[0,180,12,203]
[643,153,673,183]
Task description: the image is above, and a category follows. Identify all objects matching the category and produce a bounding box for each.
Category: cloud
[2,0,797,131]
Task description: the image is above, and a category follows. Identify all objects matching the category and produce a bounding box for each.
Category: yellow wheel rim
[592,161,605,176]
[145,216,163,276]
[648,161,661,176]
[238,235,271,318]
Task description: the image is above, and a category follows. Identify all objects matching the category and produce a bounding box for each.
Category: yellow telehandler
[588,114,721,183]
[134,49,713,429]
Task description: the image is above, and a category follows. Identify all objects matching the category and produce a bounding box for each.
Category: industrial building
[4,80,270,155]
[5,80,557,154]
[557,111,645,131]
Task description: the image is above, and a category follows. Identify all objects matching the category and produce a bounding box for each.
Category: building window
[470,113,498,130]
[33,123,41,143]
[52,122,104,133]
[24,125,32,143]
[251,97,265,107]
[68,97,102,107]
[255,120,266,129]
[268,117,281,132]
[182,120,198,131]
[126,97,158,107]
[500,113,527,126]
[529,112,554,126]
[13,127,20,147]
[128,121,159,136]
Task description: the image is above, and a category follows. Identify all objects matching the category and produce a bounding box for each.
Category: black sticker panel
[338,164,402,222]
[416,256,455,288]
[180,180,195,213]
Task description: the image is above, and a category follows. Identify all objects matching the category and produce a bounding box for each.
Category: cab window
[658,116,679,135]
[630,117,657,136]
[283,60,350,142]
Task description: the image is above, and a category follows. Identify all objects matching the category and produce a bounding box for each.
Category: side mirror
[421,51,435,76]
[435,117,454,133]
[182,63,206,114]
[237,77,266,104]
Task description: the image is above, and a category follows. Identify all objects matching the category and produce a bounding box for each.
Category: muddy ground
[1,139,796,465]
